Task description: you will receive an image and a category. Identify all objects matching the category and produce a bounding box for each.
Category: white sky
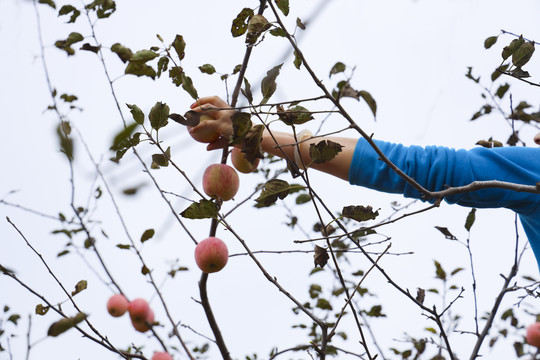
[1,0,540,359]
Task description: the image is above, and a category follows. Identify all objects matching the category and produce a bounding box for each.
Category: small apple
[107,294,129,317]
[131,308,155,333]
[231,147,260,174]
[195,237,229,273]
[152,351,173,360]
[187,114,220,143]
[526,322,540,347]
[202,163,239,201]
[128,298,150,324]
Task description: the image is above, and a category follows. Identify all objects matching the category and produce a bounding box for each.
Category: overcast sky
[1,0,540,359]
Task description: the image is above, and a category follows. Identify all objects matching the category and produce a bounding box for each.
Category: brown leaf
[314,245,329,268]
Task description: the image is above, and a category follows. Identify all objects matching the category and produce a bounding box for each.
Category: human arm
[189,96,358,181]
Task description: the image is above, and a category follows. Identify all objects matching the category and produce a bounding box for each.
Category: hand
[189,96,236,150]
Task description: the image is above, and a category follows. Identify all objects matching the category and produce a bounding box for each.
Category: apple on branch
[231,147,260,173]
[202,163,239,201]
[131,308,155,333]
[106,294,129,317]
[195,237,229,273]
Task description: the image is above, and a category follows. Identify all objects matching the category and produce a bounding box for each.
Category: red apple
[231,147,260,174]
[128,298,150,323]
[107,294,129,317]
[187,114,220,143]
[195,237,229,273]
[132,308,155,333]
[526,322,540,347]
[202,163,239,201]
[152,351,173,360]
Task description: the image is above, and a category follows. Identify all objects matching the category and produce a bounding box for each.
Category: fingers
[190,96,230,110]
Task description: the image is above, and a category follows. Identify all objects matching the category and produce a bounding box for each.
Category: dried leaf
[314,245,329,268]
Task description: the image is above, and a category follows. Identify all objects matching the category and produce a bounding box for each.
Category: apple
[202,163,239,201]
[195,237,229,273]
[187,114,220,143]
[231,147,260,174]
[131,308,155,333]
[526,322,540,347]
[107,294,129,317]
[152,352,173,360]
[128,298,150,323]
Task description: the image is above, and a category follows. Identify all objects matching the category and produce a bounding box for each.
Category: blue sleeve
[348,138,540,269]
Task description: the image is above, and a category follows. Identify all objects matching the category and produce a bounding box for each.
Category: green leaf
[309,284,322,299]
[56,123,74,160]
[329,62,346,77]
[434,260,447,281]
[180,200,220,219]
[359,90,377,118]
[512,41,535,68]
[111,43,133,63]
[141,265,150,275]
[198,64,216,75]
[255,179,304,208]
[151,147,171,169]
[125,61,156,79]
[157,56,169,77]
[172,34,186,60]
[130,49,158,62]
[465,208,476,232]
[8,314,21,325]
[364,305,385,317]
[181,74,198,100]
[242,77,253,104]
[275,0,289,16]
[434,226,457,240]
[315,298,332,310]
[425,327,437,334]
[293,50,302,69]
[126,104,145,125]
[277,105,313,125]
[296,17,306,30]
[492,64,509,81]
[230,112,253,145]
[58,5,81,23]
[341,205,379,222]
[149,102,170,130]
[60,94,78,103]
[495,83,510,99]
[38,0,56,9]
[261,64,283,105]
[35,304,50,315]
[71,280,87,296]
[116,244,131,250]
[231,8,254,37]
[295,193,311,205]
[502,36,525,60]
[309,140,343,164]
[169,66,183,86]
[484,35,498,49]
[141,229,155,243]
[85,0,116,18]
[54,32,84,56]
[80,43,100,53]
[111,122,139,150]
[245,14,271,45]
[270,28,287,37]
[47,313,87,337]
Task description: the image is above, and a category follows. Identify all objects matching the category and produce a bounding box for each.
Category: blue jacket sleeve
[348,138,540,269]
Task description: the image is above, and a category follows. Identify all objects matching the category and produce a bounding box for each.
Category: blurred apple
[526,322,540,347]
[231,147,259,173]
[195,237,229,273]
[128,298,150,323]
[131,308,155,333]
[202,163,239,201]
[107,294,129,317]
[152,352,173,360]
[187,114,220,143]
